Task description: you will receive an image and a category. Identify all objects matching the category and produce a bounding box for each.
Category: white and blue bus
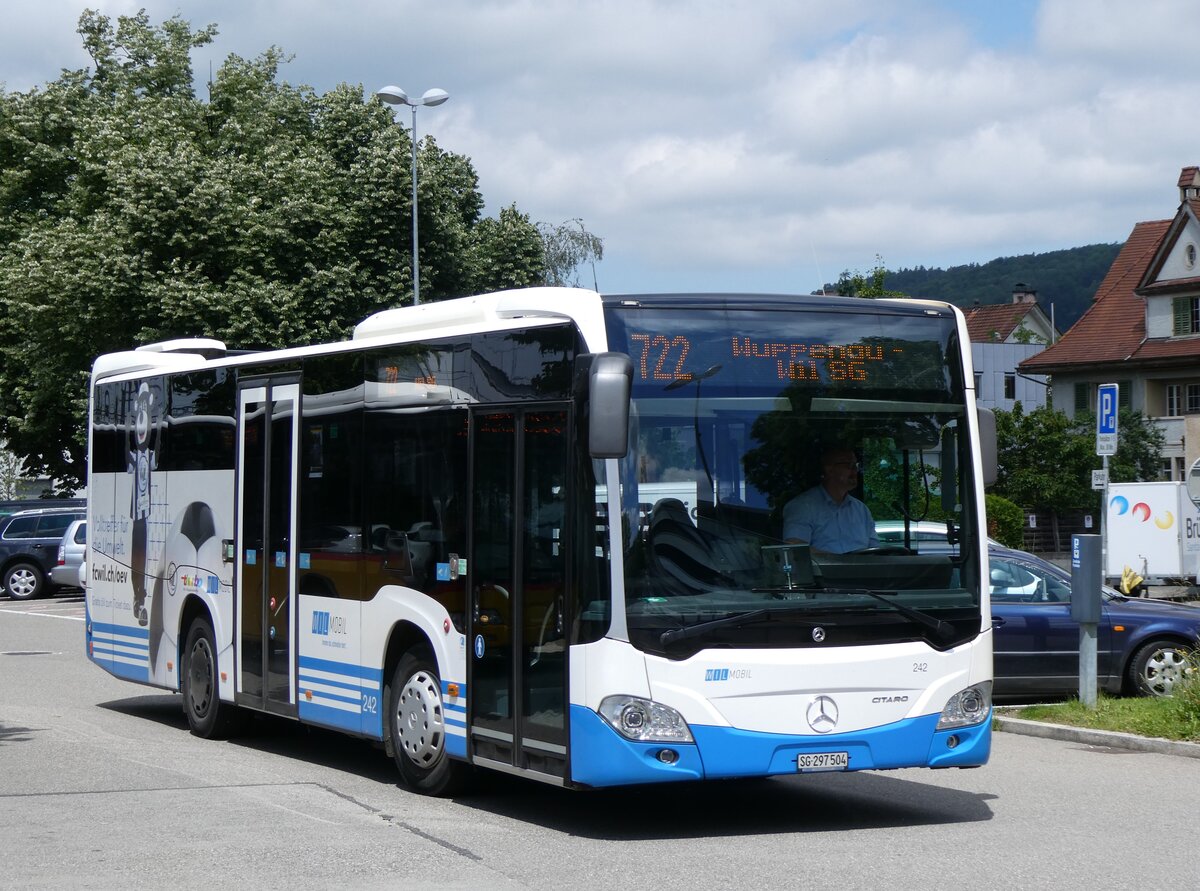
[85,287,996,794]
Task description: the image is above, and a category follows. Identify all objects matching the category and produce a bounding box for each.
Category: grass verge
[1000,674,1200,743]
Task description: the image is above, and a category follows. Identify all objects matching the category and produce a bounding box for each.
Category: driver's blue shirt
[782,486,879,553]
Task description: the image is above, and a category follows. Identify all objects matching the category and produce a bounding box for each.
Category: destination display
[631,332,907,385]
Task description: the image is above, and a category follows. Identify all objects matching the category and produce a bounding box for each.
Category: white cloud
[4,0,1200,293]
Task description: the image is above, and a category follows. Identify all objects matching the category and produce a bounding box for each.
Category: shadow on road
[454,769,995,839]
[97,693,995,838]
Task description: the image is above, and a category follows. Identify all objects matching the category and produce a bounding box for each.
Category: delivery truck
[1105,481,1200,588]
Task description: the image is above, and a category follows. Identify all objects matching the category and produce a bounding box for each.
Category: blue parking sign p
[1096,382,1118,455]
[1098,383,1118,434]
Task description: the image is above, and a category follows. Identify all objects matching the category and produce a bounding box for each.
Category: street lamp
[376,85,450,306]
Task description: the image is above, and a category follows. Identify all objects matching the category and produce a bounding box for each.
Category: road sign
[1096,382,1118,456]
[1091,469,1108,490]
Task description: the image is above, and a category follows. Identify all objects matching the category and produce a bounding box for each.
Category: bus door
[236,378,301,716]
[469,405,571,781]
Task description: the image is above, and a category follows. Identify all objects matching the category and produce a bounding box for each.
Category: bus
[85,287,997,794]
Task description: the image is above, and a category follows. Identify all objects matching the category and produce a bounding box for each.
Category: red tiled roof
[963,302,1037,342]
[1127,336,1200,364]
[1019,220,1170,373]
[1179,166,1200,189]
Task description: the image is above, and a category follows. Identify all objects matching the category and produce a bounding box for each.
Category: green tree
[0,443,30,500]
[836,254,907,299]
[537,218,604,289]
[0,10,552,490]
[992,404,1165,546]
[1076,408,1165,483]
[985,493,1025,548]
[992,404,1095,510]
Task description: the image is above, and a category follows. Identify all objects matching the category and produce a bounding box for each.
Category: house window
[1188,244,1198,270]
[1188,383,1200,413]
[1074,382,1089,412]
[1003,373,1016,400]
[974,372,982,391]
[1174,296,1200,335]
[1161,459,1175,481]
[1167,384,1182,417]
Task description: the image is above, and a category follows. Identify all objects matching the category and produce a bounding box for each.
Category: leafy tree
[0,443,30,500]
[1076,408,1165,484]
[835,254,907,299]
[985,493,1025,548]
[0,10,553,490]
[1011,326,1048,345]
[537,218,603,289]
[992,404,1096,510]
[991,404,1165,546]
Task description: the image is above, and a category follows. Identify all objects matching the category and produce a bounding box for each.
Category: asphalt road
[2,594,1197,890]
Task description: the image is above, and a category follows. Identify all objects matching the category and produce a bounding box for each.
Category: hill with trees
[837,243,1123,332]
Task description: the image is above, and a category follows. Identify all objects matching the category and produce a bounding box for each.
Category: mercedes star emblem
[812,626,826,642]
[806,695,839,733]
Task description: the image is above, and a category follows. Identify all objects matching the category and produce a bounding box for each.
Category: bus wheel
[388,650,470,796]
[181,616,244,739]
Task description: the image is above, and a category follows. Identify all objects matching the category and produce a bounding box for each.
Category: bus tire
[388,649,470,796]
[182,616,244,739]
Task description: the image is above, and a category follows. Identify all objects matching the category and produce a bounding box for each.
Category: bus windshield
[604,300,983,659]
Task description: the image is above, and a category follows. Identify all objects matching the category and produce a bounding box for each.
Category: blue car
[988,545,1200,699]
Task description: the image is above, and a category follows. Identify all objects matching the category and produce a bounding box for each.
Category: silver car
[50,519,86,589]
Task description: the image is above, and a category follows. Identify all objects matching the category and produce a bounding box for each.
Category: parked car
[0,498,85,521]
[49,519,86,590]
[874,519,1000,553]
[989,545,1199,699]
[874,521,1199,698]
[0,506,87,600]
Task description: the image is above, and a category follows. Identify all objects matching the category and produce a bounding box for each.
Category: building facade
[1020,166,1200,479]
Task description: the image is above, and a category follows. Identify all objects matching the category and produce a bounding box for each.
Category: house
[1019,166,1200,480]
[964,285,1056,411]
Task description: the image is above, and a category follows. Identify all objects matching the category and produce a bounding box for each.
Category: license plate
[797,751,849,772]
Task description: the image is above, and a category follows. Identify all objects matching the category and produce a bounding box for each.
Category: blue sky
[3,1,1198,298]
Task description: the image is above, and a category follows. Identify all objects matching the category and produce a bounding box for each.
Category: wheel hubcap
[8,569,36,598]
[395,669,445,767]
[189,638,215,717]
[1143,649,1192,695]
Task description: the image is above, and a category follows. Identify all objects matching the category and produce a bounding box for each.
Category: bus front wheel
[181,616,244,739]
[388,649,470,796]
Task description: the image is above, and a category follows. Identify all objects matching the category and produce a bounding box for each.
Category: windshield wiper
[659,608,772,646]
[822,587,958,644]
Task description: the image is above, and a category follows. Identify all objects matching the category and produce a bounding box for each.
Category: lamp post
[376,86,449,306]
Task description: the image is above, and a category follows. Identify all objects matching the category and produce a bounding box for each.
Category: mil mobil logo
[705,668,730,681]
[312,610,331,636]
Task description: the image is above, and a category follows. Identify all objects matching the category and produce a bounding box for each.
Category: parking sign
[1096,382,1118,455]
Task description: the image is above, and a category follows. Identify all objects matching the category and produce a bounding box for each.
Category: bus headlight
[936,681,992,730]
[598,695,694,743]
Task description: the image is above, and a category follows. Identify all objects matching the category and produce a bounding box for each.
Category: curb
[994,714,1200,759]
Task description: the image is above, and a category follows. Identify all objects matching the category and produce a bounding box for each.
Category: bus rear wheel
[181,616,244,739]
[388,650,470,796]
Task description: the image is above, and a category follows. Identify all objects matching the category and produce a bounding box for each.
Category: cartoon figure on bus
[128,382,160,626]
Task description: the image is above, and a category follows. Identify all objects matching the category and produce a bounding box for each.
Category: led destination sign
[631,333,907,385]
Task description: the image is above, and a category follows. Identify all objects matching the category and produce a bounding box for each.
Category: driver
[783,446,879,554]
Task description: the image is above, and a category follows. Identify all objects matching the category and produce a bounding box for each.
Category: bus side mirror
[977,407,997,486]
[588,352,632,458]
